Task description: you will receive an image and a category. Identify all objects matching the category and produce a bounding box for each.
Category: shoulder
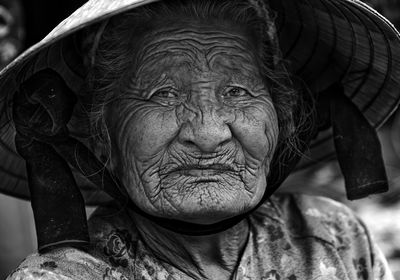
[251,194,394,279]
[256,193,362,224]
[7,204,137,280]
[87,202,141,268]
[6,247,125,280]
[269,192,357,218]
[254,193,371,252]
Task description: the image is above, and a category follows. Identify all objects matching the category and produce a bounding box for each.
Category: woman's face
[106,22,279,224]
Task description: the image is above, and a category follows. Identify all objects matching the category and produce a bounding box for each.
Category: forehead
[133,23,262,78]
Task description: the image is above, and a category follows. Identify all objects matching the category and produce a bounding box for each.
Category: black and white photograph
[1,0,400,279]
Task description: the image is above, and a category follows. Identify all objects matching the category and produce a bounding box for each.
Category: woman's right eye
[152,88,178,99]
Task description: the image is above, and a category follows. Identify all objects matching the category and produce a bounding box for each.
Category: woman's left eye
[222,87,250,98]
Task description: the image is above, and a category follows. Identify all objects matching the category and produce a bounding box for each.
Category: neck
[131,212,249,280]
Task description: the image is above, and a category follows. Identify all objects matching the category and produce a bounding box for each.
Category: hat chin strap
[15,69,388,249]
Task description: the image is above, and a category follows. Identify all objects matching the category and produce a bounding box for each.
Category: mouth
[167,164,237,178]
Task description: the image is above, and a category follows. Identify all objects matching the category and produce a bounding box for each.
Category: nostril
[181,135,231,153]
[182,139,197,148]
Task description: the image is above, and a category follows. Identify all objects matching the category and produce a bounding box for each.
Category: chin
[171,178,268,225]
[169,191,262,225]
[129,175,267,224]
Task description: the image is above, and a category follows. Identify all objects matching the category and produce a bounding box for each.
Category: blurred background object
[0,1,28,276]
[21,0,84,47]
[0,0,23,69]
[1,0,400,279]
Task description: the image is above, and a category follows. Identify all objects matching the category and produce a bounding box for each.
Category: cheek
[230,101,279,163]
[108,102,179,162]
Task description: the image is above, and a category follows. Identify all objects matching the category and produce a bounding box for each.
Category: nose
[178,106,232,153]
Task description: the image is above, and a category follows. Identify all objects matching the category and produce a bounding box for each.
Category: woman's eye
[153,89,178,99]
[223,87,249,98]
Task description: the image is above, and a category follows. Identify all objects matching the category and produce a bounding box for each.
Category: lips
[167,164,236,177]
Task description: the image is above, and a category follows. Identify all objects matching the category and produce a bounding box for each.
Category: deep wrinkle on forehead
[131,23,265,95]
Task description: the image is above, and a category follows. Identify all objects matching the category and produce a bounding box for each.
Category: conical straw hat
[1,0,400,205]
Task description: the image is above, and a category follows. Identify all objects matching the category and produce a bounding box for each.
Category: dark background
[21,0,84,47]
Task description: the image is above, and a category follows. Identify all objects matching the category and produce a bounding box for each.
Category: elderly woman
[2,0,400,279]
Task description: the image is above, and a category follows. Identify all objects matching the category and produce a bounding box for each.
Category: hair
[79,0,316,180]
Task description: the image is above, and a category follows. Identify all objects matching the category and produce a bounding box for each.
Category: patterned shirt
[7,194,394,280]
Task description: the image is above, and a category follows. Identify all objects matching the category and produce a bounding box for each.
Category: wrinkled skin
[107,22,279,225]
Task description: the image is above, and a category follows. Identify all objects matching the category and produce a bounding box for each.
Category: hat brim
[1,0,400,205]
